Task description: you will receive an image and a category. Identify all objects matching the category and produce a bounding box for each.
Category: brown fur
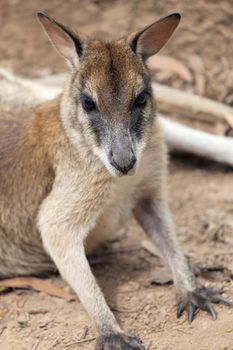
[0,98,63,276]
[1,13,229,350]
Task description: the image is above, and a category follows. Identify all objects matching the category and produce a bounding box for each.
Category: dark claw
[176,285,233,323]
[95,333,145,350]
[205,303,217,320]
[177,302,185,318]
[188,303,196,323]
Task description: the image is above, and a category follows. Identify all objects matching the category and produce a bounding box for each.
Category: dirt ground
[0,1,233,349]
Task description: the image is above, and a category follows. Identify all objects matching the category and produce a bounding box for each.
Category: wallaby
[0,12,232,350]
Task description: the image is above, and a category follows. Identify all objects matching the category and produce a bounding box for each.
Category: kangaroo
[0,12,232,350]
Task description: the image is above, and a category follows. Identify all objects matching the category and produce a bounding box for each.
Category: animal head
[38,12,180,177]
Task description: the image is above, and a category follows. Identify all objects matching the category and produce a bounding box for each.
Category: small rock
[17,313,29,328]
[38,318,50,328]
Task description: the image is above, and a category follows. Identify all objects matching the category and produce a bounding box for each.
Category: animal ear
[129,13,181,60]
[37,12,83,64]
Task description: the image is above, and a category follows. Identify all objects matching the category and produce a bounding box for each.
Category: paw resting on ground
[177,285,233,323]
[95,333,145,350]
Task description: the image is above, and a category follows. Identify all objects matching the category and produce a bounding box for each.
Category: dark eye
[81,94,97,112]
[134,91,148,107]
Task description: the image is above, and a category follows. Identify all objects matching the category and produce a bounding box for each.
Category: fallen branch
[153,82,233,123]
[0,277,76,301]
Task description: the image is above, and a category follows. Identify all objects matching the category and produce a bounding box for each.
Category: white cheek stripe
[93,146,119,177]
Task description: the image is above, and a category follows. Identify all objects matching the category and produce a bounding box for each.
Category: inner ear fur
[37,12,83,63]
[129,13,181,60]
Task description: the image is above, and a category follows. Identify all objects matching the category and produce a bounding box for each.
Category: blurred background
[1,2,233,350]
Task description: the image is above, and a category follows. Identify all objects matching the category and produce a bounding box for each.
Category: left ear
[37,12,84,65]
[129,13,181,60]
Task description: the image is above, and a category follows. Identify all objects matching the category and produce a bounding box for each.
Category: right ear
[128,13,181,60]
[37,12,83,65]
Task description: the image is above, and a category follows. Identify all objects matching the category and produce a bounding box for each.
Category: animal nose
[110,152,136,174]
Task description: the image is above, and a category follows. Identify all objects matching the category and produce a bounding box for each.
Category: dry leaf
[0,277,75,301]
[151,268,173,285]
[192,263,233,282]
[149,262,232,286]
[148,54,192,82]
[141,240,161,258]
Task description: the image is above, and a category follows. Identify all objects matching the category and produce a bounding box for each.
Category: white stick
[158,115,233,167]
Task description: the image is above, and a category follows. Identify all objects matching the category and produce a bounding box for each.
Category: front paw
[177,286,233,323]
[95,333,145,350]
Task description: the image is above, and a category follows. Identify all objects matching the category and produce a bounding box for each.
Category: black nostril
[129,155,136,169]
[110,157,123,172]
[110,154,136,174]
